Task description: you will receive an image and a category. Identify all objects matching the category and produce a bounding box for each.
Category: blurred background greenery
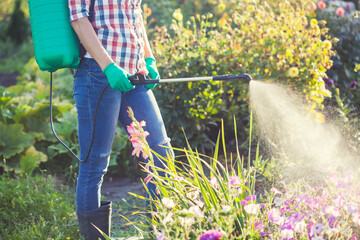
[0,0,359,180]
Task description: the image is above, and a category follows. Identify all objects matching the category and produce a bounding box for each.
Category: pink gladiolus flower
[336,7,345,16]
[144,174,153,184]
[199,229,224,240]
[127,122,141,137]
[229,176,242,186]
[318,1,326,9]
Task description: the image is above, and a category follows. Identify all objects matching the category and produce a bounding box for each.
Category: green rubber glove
[102,62,135,92]
[145,57,160,89]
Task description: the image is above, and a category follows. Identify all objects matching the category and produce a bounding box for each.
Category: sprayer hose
[49,72,109,163]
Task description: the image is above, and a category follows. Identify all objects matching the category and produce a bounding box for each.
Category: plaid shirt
[68,0,146,74]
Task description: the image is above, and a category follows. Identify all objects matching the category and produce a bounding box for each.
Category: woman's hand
[103,63,135,92]
[145,57,160,89]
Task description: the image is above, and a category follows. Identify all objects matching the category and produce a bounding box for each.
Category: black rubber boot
[77,200,112,240]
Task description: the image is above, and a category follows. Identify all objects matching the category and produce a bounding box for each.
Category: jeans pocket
[88,71,108,87]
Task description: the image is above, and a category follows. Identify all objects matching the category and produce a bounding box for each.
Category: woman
[68,0,173,239]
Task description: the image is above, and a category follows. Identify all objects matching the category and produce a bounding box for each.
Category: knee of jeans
[79,152,111,178]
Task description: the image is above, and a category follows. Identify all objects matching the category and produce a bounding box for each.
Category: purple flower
[350,81,358,89]
[199,229,224,240]
[246,195,256,201]
[229,176,242,186]
[323,77,334,89]
[260,232,269,237]
[240,200,248,205]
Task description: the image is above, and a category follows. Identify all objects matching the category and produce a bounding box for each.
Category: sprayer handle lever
[129,73,160,85]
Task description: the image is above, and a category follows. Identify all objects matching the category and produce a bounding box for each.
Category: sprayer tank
[28,0,80,72]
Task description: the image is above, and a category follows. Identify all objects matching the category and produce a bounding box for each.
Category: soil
[102,176,145,202]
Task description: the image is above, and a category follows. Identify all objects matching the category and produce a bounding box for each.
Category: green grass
[0,173,79,239]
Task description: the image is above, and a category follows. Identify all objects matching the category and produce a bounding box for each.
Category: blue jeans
[73,58,173,212]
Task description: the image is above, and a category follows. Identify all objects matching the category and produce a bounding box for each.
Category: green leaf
[20,146,48,175]
[0,122,34,158]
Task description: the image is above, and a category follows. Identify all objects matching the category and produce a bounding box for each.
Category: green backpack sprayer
[28,0,252,163]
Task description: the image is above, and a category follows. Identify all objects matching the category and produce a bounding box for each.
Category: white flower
[344,202,358,214]
[274,197,285,207]
[353,213,360,225]
[313,237,324,240]
[188,205,204,218]
[162,212,173,225]
[281,229,294,239]
[244,204,261,215]
[311,223,324,235]
[162,197,176,208]
[294,221,306,233]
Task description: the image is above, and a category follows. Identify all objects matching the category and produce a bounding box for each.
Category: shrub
[0,174,79,239]
[0,58,132,176]
[148,0,336,150]
[316,3,360,120]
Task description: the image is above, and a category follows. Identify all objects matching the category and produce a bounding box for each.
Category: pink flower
[353,214,360,225]
[324,206,341,217]
[127,122,141,137]
[246,195,256,201]
[271,187,283,195]
[240,200,248,205]
[144,174,153,184]
[336,7,345,17]
[318,1,326,9]
[334,193,346,207]
[229,176,242,186]
[310,2,317,11]
[268,208,282,224]
[199,229,224,240]
[210,176,219,189]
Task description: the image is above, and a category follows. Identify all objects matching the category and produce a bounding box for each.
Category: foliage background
[0,0,359,178]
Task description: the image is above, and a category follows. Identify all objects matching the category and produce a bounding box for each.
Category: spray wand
[128,73,252,85]
[50,72,252,163]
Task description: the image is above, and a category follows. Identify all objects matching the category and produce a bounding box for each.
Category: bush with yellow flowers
[146,0,336,150]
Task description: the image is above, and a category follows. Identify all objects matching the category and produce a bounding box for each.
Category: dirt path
[102,177,145,202]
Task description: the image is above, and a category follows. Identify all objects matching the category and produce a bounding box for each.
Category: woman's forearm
[71,17,113,70]
[141,22,154,59]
